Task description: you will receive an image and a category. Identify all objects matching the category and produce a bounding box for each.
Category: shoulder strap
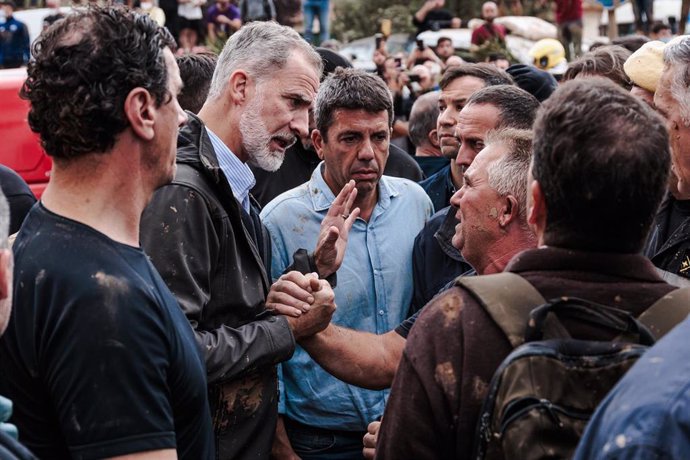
[456,273,546,348]
[638,287,690,339]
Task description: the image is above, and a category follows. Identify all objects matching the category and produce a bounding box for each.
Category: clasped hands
[266,180,360,340]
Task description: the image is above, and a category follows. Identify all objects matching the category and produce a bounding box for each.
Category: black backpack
[455,272,690,460]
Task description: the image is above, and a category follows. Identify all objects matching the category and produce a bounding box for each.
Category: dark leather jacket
[645,193,690,280]
[141,113,295,460]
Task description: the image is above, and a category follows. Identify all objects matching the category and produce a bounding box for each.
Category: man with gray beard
[141,21,345,460]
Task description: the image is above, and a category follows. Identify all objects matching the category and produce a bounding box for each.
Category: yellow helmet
[529,38,566,70]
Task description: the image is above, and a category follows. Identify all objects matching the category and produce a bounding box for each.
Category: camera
[416,39,425,51]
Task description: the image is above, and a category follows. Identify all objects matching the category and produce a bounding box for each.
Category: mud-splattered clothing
[141,112,295,460]
[261,164,432,431]
[376,247,675,460]
[0,204,213,460]
[573,313,690,459]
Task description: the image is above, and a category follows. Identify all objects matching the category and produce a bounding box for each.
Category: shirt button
[378,310,384,315]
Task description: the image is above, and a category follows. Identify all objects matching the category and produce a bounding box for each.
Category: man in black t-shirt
[0,8,215,459]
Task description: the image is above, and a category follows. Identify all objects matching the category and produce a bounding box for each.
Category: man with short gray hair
[261,68,432,459]
[141,21,340,459]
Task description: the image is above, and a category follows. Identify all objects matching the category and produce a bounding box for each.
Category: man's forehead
[332,108,389,129]
[282,52,320,90]
[458,103,500,135]
[468,143,504,175]
[441,76,486,100]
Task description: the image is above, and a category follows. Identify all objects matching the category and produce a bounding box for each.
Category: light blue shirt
[260,163,433,431]
[206,128,255,213]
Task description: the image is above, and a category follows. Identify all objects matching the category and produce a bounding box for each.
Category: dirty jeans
[303,0,329,44]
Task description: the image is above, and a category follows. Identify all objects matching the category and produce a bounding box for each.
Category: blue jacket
[411,206,473,312]
[419,163,455,213]
[0,16,30,67]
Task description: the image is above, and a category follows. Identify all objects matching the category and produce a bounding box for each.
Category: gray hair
[208,21,322,99]
[485,128,533,224]
[408,91,440,148]
[663,35,690,126]
[314,68,394,141]
[0,191,9,249]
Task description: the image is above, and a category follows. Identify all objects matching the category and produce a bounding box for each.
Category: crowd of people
[2,2,690,460]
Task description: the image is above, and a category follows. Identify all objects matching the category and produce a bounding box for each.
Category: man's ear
[124,87,156,141]
[312,129,326,160]
[498,194,519,228]
[428,128,440,148]
[527,179,547,236]
[0,249,13,302]
[227,69,250,105]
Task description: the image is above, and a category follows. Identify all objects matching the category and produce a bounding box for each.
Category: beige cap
[624,40,666,93]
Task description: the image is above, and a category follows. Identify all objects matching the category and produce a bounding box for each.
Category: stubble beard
[240,92,294,172]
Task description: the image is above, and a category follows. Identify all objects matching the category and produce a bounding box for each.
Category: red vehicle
[0,67,52,198]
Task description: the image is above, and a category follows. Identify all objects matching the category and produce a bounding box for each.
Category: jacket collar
[506,246,664,283]
[434,205,464,261]
[177,111,224,184]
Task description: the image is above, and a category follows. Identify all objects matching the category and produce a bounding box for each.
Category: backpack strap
[456,272,546,348]
[638,287,690,339]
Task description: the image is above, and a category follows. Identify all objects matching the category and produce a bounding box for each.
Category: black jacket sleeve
[141,183,295,384]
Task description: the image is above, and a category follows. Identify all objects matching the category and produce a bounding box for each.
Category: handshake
[266,271,337,341]
[266,180,360,341]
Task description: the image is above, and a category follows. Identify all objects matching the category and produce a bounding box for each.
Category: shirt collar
[206,128,255,212]
[309,162,400,213]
